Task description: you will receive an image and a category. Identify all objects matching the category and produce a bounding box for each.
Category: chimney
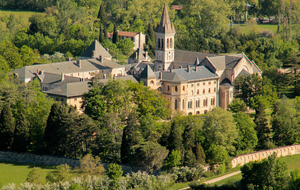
[159,71,162,79]
[77,59,81,68]
[170,68,173,73]
[195,66,197,72]
[100,55,104,63]
[92,50,95,58]
[187,65,190,73]
[61,73,65,81]
[145,51,148,60]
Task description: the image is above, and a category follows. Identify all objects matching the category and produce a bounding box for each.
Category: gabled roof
[205,55,242,70]
[155,3,175,34]
[80,39,112,59]
[194,57,200,65]
[47,81,90,97]
[173,49,217,66]
[129,48,151,61]
[140,65,157,79]
[108,31,138,38]
[161,66,218,82]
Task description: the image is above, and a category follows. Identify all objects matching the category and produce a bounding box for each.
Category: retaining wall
[0,151,135,174]
[231,144,300,168]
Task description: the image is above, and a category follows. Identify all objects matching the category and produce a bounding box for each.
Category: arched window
[197,90,199,95]
[208,88,211,93]
[196,111,200,114]
[158,87,162,91]
[203,89,205,94]
[150,80,154,86]
[211,97,215,106]
[196,99,200,108]
[168,86,170,91]
[203,99,208,107]
[175,99,178,110]
[170,38,173,48]
[183,86,185,91]
[158,38,160,49]
[191,90,193,95]
[175,86,178,92]
[167,38,169,48]
[161,39,164,49]
[188,100,193,109]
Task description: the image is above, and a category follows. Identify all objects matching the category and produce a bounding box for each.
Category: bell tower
[155,3,176,70]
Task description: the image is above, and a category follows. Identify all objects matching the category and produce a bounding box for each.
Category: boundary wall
[231,144,300,168]
[0,151,135,174]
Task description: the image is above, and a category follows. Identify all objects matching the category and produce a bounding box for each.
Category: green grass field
[0,162,54,186]
[0,9,44,21]
[214,154,300,186]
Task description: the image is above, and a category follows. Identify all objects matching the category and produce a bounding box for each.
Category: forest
[1,0,300,189]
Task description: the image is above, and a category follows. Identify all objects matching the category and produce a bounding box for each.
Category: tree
[202,107,238,161]
[164,150,182,169]
[112,23,119,44]
[79,154,105,176]
[11,112,30,152]
[271,98,300,146]
[97,2,107,25]
[130,141,169,172]
[107,163,123,186]
[99,23,104,43]
[168,120,183,152]
[26,167,45,184]
[183,124,195,151]
[241,153,289,190]
[183,150,197,168]
[233,112,258,153]
[46,164,72,183]
[195,143,205,165]
[228,98,247,113]
[121,112,143,164]
[0,103,15,150]
[255,101,273,149]
[234,73,277,109]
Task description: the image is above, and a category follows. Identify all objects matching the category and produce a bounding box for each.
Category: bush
[169,166,203,183]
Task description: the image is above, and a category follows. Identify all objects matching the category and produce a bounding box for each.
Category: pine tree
[0,103,15,150]
[121,112,142,163]
[168,120,183,152]
[183,149,197,168]
[255,101,272,149]
[182,124,195,151]
[11,112,30,152]
[99,23,104,43]
[146,23,156,57]
[195,142,206,165]
[112,23,119,44]
[97,2,107,25]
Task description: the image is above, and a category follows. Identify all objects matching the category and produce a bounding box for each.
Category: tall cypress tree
[0,103,15,150]
[182,124,195,151]
[195,142,206,165]
[168,120,183,152]
[121,112,142,164]
[99,23,104,43]
[146,23,156,57]
[255,101,271,149]
[112,23,119,44]
[97,2,107,25]
[11,112,30,152]
[103,26,108,39]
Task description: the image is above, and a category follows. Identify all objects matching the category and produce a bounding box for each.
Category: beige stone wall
[67,96,84,112]
[111,67,126,78]
[133,33,146,50]
[231,144,300,168]
[163,79,218,115]
[48,95,67,104]
[65,70,99,80]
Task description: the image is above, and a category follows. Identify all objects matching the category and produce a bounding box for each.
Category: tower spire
[155,3,175,34]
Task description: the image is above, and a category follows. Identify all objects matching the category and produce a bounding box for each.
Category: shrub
[169,166,203,183]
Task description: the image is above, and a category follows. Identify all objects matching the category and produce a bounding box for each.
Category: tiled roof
[171,5,183,10]
[46,76,138,97]
[173,49,217,66]
[108,31,138,38]
[47,81,90,97]
[80,39,112,59]
[161,66,218,82]
[11,58,123,80]
[39,72,82,85]
[207,55,242,70]
[128,48,151,61]
[140,65,157,79]
[155,3,175,34]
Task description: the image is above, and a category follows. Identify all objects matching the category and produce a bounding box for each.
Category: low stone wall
[0,151,134,174]
[231,144,300,168]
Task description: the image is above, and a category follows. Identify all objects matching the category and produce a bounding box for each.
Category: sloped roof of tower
[155,3,175,34]
[80,39,112,59]
[140,64,157,79]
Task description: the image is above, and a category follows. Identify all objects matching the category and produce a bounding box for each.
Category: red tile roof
[171,5,183,10]
[107,31,138,38]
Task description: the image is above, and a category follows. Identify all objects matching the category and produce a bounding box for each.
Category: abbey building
[133,3,261,115]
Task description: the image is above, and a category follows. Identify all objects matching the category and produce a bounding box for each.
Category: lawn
[0,9,44,21]
[213,154,300,186]
[0,162,54,187]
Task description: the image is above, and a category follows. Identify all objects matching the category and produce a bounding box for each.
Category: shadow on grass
[0,161,56,169]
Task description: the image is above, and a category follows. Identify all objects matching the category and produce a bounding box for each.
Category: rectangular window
[188,101,192,109]
[175,99,178,110]
[208,82,211,85]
